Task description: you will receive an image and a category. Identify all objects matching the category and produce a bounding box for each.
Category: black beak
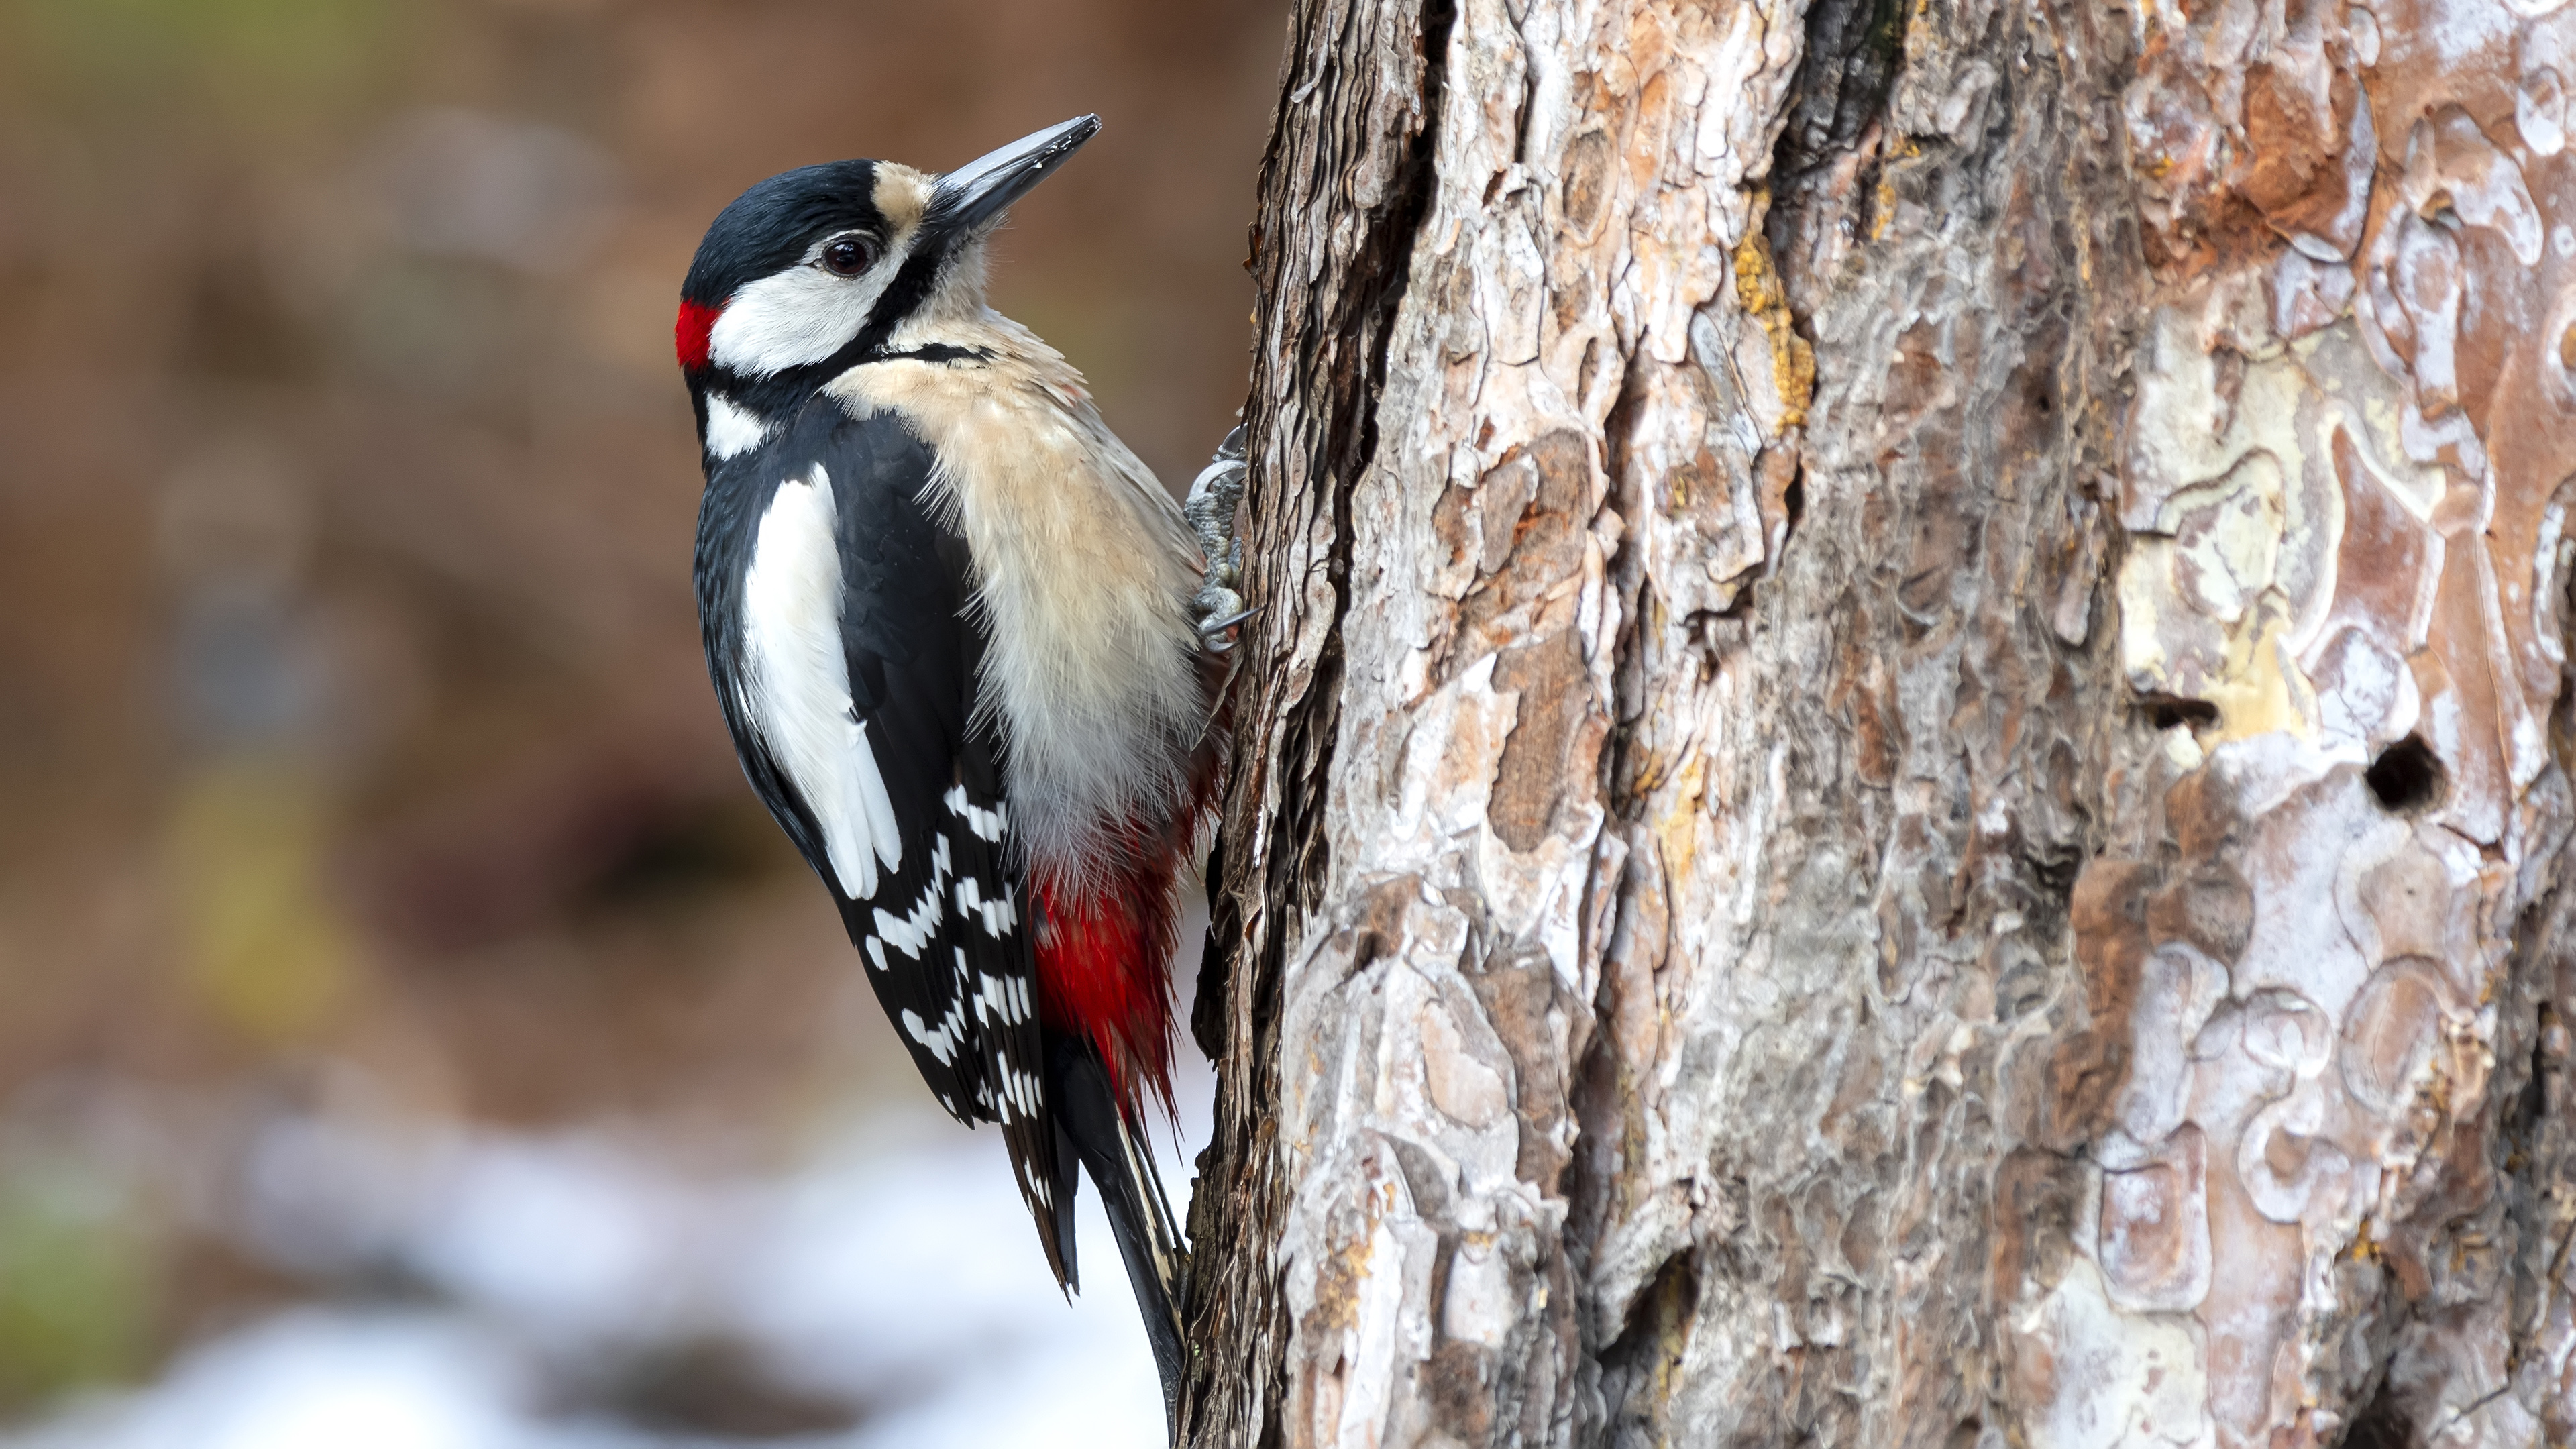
[928,115,1100,237]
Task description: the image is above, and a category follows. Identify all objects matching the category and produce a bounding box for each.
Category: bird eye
[821,236,875,277]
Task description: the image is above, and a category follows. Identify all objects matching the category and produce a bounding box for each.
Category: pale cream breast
[826,318,1206,872]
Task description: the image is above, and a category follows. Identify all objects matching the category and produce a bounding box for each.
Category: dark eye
[821,236,875,277]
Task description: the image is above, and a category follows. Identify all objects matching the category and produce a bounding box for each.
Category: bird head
[676,115,1099,455]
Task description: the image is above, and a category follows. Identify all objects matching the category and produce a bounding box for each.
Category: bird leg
[1185,425,1248,651]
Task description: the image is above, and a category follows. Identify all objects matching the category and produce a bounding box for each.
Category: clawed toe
[1195,601,1253,652]
[1187,425,1248,651]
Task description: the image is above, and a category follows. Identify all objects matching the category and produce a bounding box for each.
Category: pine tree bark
[1179,0,2576,1445]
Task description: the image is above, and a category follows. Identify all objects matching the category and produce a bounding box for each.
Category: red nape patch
[674,299,720,372]
[1034,860,1181,1119]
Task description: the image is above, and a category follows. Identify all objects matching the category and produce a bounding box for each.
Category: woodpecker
[675,116,1239,1422]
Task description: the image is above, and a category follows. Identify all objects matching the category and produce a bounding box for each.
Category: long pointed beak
[928,115,1100,237]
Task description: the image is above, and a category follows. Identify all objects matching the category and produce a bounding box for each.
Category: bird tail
[1047,1031,1187,1433]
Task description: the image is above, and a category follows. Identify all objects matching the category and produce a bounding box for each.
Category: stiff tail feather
[1046,1032,1187,1436]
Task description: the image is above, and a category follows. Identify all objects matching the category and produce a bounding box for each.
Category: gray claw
[1187,425,1248,647]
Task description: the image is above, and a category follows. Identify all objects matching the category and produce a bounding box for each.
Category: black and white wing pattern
[693,400,1068,1283]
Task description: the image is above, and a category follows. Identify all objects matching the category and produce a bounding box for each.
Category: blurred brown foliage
[0,0,1277,1405]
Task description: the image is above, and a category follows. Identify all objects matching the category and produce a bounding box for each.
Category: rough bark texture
[1183,0,2576,1445]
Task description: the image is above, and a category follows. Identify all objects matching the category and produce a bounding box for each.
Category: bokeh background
[0,1,1279,1442]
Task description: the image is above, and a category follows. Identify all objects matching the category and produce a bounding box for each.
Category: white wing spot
[977,972,1025,1025]
[943,785,1007,843]
[901,998,967,1066]
[953,871,1014,936]
[873,877,944,961]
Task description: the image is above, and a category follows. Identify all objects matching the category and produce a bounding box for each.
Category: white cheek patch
[708,239,916,378]
[740,464,904,897]
[703,393,772,459]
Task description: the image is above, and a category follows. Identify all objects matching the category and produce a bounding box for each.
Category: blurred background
[0,0,1279,1442]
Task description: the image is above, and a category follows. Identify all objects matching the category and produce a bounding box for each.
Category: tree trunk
[1179,0,2576,1444]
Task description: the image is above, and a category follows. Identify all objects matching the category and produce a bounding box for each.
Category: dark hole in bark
[2139,694,2220,732]
[1600,1248,1699,1424]
[2364,735,2445,813]
[2336,1378,2414,1449]
[2509,1001,2553,1151]
[2025,364,2056,417]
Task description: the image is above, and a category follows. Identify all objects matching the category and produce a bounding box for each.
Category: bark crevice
[1772,0,1909,189]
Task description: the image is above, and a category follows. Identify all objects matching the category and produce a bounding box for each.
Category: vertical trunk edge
[1183,0,1461,1442]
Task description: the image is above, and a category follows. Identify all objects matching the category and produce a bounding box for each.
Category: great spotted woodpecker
[675,117,1240,1420]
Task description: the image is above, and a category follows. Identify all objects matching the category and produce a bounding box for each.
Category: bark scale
[1181,0,2576,1445]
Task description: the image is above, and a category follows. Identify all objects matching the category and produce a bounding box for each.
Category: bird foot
[1185,425,1248,651]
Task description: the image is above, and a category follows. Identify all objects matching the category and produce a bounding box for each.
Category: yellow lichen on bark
[1731,220,1815,432]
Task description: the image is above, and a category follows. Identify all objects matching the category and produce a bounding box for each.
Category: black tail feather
[1046,1032,1186,1437]
[1045,1107,1083,1293]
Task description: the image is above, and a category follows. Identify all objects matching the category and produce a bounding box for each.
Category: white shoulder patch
[704,393,772,460]
[740,464,902,896]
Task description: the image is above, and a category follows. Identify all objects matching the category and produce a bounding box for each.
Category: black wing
[694,398,1067,1283]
